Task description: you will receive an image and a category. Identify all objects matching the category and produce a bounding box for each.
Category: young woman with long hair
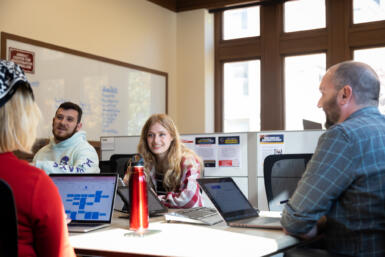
[136,113,203,208]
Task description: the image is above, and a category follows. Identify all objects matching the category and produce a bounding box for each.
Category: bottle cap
[131,156,144,167]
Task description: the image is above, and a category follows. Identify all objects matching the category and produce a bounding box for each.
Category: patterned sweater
[150,154,203,208]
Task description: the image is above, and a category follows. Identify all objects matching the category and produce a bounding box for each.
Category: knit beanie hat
[0,59,33,108]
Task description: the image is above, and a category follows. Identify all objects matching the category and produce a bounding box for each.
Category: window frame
[214,0,385,132]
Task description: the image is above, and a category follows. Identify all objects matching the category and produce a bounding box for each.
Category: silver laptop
[197,177,282,229]
[50,173,118,233]
[164,206,222,225]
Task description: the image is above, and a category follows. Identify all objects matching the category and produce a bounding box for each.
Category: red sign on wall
[8,47,35,74]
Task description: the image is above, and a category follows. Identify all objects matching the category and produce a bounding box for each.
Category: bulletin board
[1,32,168,141]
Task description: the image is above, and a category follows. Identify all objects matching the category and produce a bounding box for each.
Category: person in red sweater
[0,60,75,257]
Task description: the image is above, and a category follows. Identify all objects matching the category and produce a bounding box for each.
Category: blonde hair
[138,114,202,191]
[0,85,41,153]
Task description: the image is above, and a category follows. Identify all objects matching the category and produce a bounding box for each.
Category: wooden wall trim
[280,33,328,55]
[217,41,261,60]
[147,0,177,12]
[349,27,385,48]
[177,0,266,12]
[148,0,280,12]
[214,12,223,132]
[326,0,351,66]
[260,3,283,130]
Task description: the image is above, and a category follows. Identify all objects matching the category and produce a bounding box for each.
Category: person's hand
[65,214,71,224]
[123,166,132,185]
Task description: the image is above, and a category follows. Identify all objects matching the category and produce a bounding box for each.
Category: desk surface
[70,211,299,257]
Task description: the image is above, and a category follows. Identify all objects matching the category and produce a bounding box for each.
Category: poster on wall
[218,136,241,168]
[258,134,285,173]
[195,137,216,168]
[8,47,35,73]
[181,136,195,153]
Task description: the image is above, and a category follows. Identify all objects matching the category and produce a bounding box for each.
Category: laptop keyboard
[164,207,222,225]
[69,223,100,227]
[177,207,218,219]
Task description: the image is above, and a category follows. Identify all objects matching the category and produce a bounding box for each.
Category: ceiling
[147,0,284,12]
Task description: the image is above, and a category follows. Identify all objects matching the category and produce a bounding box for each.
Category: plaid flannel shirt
[281,107,385,257]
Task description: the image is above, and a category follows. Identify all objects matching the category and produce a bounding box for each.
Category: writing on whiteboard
[102,86,119,134]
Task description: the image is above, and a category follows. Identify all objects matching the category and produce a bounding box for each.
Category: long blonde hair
[0,85,41,153]
[137,114,202,191]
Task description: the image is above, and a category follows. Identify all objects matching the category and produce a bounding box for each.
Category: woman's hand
[123,166,132,185]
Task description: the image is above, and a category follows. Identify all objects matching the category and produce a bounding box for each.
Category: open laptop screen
[198,177,258,222]
[50,173,117,223]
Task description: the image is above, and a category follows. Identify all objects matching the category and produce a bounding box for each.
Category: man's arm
[283,216,326,240]
[281,127,354,237]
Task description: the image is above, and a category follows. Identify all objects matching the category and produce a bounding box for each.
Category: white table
[70,211,299,257]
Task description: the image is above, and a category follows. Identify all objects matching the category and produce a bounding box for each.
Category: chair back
[263,154,313,211]
[109,154,139,178]
[0,179,18,257]
[99,160,113,173]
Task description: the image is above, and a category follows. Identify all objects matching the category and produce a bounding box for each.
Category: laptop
[164,206,222,225]
[197,177,282,229]
[50,173,118,233]
[116,185,168,217]
[303,119,322,130]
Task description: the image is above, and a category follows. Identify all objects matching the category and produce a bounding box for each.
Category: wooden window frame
[214,0,385,132]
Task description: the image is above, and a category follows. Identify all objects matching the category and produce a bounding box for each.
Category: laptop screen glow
[198,177,259,222]
[204,181,251,213]
[51,175,116,222]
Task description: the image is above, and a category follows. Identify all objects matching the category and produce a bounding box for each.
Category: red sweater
[0,152,75,257]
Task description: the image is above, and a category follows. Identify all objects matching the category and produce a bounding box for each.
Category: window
[284,0,325,33]
[224,60,260,132]
[215,1,385,131]
[354,47,385,114]
[223,6,260,40]
[285,54,326,130]
[353,0,385,24]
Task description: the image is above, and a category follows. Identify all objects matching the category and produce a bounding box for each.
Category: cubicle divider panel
[100,130,324,210]
[101,133,250,200]
[180,133,249,198]
[101,136,140,161]
[253,130,324,211]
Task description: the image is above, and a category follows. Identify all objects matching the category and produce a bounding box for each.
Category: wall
[0,0,214,134]
[176,9,214,133]
[0,0,178,124]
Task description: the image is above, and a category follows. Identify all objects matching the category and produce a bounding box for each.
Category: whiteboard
[1,32,167,141]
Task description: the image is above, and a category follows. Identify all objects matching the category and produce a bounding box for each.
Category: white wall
[0,0,214,134]
[0,0,177,122]
[176,9,214,133]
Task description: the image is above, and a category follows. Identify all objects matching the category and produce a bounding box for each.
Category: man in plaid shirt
[281,61,385,257]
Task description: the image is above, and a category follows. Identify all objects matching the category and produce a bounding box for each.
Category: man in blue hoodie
[33,102,100,174]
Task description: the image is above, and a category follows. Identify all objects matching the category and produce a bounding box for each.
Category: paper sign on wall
[258,134,285,172]
[218,136,241,167]
[195,137,216,168]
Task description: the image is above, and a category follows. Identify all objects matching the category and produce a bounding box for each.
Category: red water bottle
[129,163,149,231]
